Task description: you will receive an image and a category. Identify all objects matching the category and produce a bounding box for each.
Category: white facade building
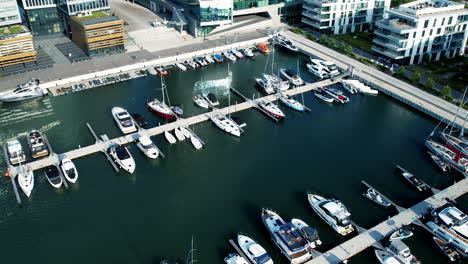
[302,0,390,34]
[372,0,468,64]
[0,0,21,27]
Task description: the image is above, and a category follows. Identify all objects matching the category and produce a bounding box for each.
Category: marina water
[0,49,464,264]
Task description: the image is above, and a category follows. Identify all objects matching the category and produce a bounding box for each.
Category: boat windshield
[143,143,155,150]
[116,147,130,160]
[338,217,351,227]
[255,253,271,264]
[66,168,76,177]
[120,117,133,127]
[401,249,411,258]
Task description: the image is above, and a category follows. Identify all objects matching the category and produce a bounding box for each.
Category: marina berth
[28,130,50,159]
[108,145,136,174]
[60,157,78,183]
[237,234,273,264]
[136,136,159,159]
[131,113,148,128]
[44,166,63,189]
[363,187,391,207]
[112,107,138,134]
[7,139,26,165]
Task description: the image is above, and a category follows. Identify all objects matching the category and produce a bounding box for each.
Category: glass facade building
[233,0,295,10]
[24,7,65,35]
[57,0,110,16]
[198,0,232,24]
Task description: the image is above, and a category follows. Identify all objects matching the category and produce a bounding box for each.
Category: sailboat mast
[447,86,467,134]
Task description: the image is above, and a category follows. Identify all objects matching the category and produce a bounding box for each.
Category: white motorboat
[164,131,177,144]
[174,127,185,141]
[389,226,414,241]
[186,60,198,69]
[307,63,329,79]
[258,101,285,119]
[112,107,138,134]
[242,48,254,58]
[263,74,290,91]
[273,33,299,52]
[211,113,241,137]
[432,236,461,262]
[194,94,210,109]
[262,209,312,264]
[6,139,26,165]
[279,95,305,112]
[136,135,159,159]
[237,234,273,264]
[280,68,304,86]
[314,89,334,103]
[0,80,45,102]
[321,87,349,104]
[434,206,468,245]
[180,127,192,138]
[205,55,214,64]
[375,249,400,264]
[385,240,420,264]
[60,157,78,183]
[307,193,354,236]
[28,130,50,159]
[426,221,468,254]
[223,51,237,61]
[310,58,340,76]
[232,49,244,59]
[195,57,207,67]
[190,135,203,150]
[17,165,34,197]
[291,218,322,249]
[340,80,358,94]
[255,77,275,94]
[397,166,428,192]
[148,68,157,75]
[203,93,220,106]
[175,63,187,71]
[341,79,378,95]
[45,166,63,189]
[363,188,391,207]
[109,145,136,174]
[224,253,249,264]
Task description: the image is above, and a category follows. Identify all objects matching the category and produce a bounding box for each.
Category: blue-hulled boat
[213,54,224,63]
[279,95,305,112]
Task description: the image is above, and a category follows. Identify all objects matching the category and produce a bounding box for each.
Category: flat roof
[0,25,30,40]
[71,11,121,26]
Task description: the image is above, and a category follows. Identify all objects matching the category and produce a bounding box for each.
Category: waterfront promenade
[306,177,468,264]
[284,31,468,129]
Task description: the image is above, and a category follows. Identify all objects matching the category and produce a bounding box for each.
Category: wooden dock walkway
[305,177,468,264]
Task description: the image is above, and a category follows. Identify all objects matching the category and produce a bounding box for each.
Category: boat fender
[4,171,10,178]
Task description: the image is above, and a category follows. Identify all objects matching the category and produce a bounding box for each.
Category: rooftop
[71,11,121,26]
[0,25,30,40]
[396,0,466,16]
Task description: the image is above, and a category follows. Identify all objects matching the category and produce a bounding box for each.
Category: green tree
[397,66,406,76]
[411,71,421,85]
[426,77,434,89]
[320,34,327,43]
[345,45,353,56]
[339,41,346,51]
[441,85,452,99]
[327,38,336,47]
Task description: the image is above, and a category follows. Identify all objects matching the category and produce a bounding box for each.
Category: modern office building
[0,0,22,27]
[18,0,65,36]
[302,0,391,34]
[69,11,125,56]
[57,0,110,16]
[0,24,37,68]
[372,0,468,64]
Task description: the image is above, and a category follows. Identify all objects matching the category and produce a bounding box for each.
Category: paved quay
[284,31,468,129]
[306,177,468,264]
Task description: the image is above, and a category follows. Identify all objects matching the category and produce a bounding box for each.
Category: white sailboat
[164,131,177,144]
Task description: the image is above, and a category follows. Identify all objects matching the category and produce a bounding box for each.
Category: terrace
[0,25,29,39]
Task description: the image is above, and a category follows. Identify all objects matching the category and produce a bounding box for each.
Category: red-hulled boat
[147,74,175,120]
[156,66,169,76]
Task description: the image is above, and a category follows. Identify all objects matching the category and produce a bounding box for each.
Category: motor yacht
[363,188,391,207]
[195,57,207,67]
[186,60,198,69]
[263,74,290,91]
[375,249,400,264]
[164,131,177,144]
[0,80,45,102]
[17,165,34,197]
[310,58,340,76]
[255,76,275,94]
[291,218,322,249]
[224,253,249,264]
[232,49,244,59]
[307,63,329,79]
[258,101,285,119]
[237,234,273,264]
[28,130,50,159]
[433,206,468,243]
[223,51,237,61]
[242,48,254,58]
[6,139,26,165]
[273,33,299,52]
[112,107,138,134]
[203,93,220,106]
[148,68,157,75]
[340,80,359,94]
[210,113,241,137]
[385,240,420,264]
[132,113,148,128]
[279,95,305,112]
[262,209,312,264]
[397,166,428,192]
[426,221,468,254]
[193,94,210,109]
[307,193,354,235]
[136,135,159,159]
[60,157,78,183]
[175,63,187,71]
[109,145,136,174]
[45,166,63,189]
[280,68,304,86]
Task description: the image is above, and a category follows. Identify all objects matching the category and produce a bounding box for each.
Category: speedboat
[280,68,304,86]
[258,101,285,119]
[186,60,198,69]
[375,249,400,264]
[148,68,157,75]
[389,226,413,241]
[174,127,185,141]
[28,130,50,159]
[223,51,236,61]
[6,139,26,165]
[45,166,63,189]
[213,54,224,63]
[156,66,169,76]
[112,107,138,134]
[147,98,176,120]
[307,63,329,79]
[255,76,275,94]
[363,188,391,207]
[131,113,148,128]
[203,93,220,106]
[171,105,183,117]
[136,135,159,159]
[175,63,187,71]
[279,95,305,112]
[340,80,358,94]
[210,113,241,137]
[291,218,322,249]
[109,145,136,174]
[224,253,249,264]
[314,89,334,103]
[60,157,78,183]
[425,139,468,174]
[427,151,450,172]
[193,95,210,109]
[190,134,202,150]
[307,193,354,236]
[310,58,340,76]
[396,166,428,192]
[385,240,420,264]
[322,87,349,103]
[433,237,461,262]
[195,57,207,67]
[164,131,177,144]
[205,55,214,64]
[237,234,273,264]
[257,43,270,54]
[17,165,34,197]
[273,33,299,52]
[262,209,312,264]
[232,49,244,59]
[242,48,254,58]
[0,80,45,102]
[264,74,289,91]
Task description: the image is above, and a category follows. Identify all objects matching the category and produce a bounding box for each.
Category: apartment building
[0,0,21,27]
[372,0,468,64]
[0,25,37,68]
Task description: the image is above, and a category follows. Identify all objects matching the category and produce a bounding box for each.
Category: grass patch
[75,11,108,21]
[9,26,23,34]
[334,32,378,56]
[358,57,373,65]
[290,27,304,35]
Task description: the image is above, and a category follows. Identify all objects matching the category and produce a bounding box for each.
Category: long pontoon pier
[305,177,468,264]
[4,78,335,202]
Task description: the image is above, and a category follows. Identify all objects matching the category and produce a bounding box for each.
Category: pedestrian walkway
[34,36,73,65]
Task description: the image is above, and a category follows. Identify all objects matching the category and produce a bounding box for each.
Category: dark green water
[0,50,462,264]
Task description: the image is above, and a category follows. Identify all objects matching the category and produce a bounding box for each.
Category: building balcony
[302,18,328,29]
[372,45,405,60]
[376,19,415,33]
[302,11,330,21]
[372,38,405,52]
[304,0,336,7]
[374,30,407,42]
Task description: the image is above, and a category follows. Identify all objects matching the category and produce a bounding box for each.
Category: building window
[424,20,428,28]
[433,19,437,27]
[448,16,453,25]
[437,28,441,34]
[430,29,433,36]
